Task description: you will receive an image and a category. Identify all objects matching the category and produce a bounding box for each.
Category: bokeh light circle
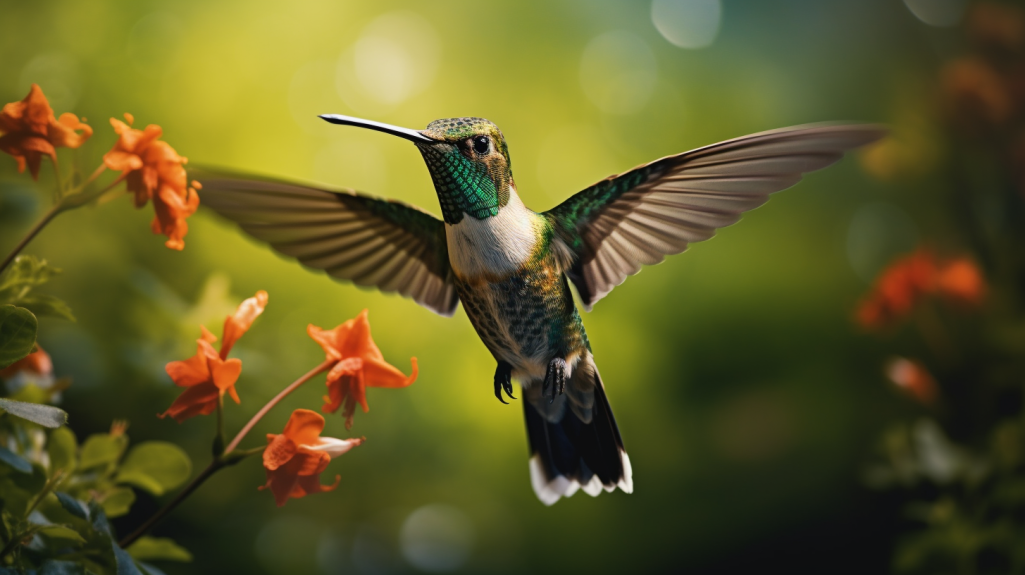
[18,53,82,113]
[399,504,474,572]
[902,0,968,27]
[336,11,440,113]
[579,31,657,115]
[651,0,723,49]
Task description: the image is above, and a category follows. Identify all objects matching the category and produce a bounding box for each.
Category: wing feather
[547,124,886,309]
[195,169,458,316]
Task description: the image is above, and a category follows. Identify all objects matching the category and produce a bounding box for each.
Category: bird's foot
[542,358,567,403]
[494,361,515,404]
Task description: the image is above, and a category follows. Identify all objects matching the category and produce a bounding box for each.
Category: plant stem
[213,396,225,457]
[118,459,223,549]
[0,169,124,275]
[225,359,334,453]
[0,204,63,275]
[118,359,333,547]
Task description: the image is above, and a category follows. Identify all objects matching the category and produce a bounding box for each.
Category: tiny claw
[494,361,514,405]
[544,357,567,404]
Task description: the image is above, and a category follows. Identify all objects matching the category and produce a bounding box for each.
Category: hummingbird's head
[320,114,513,225]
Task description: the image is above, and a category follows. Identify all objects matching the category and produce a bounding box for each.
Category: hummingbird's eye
[472,135,490,155]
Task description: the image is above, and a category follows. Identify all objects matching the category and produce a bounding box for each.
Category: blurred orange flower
[0,346,52,379]
[885,357,938,405]
[308,309,418,429]
[856,249,985,330]
[0,84,91,179]
[969,2,1025,54]
[159,291,268,422]
[941,57,1013,131]
[103,114,199,250]
[260,408,363,507]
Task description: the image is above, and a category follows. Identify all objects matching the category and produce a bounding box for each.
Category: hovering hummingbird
[198,115,884,505]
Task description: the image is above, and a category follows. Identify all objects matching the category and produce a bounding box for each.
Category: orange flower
[941,57,1013,131]
[936,258,986,304]
[969,2,1025,54]
[856,249,986,330]
[260,409,363,506]
[885,357,937,405]
[0,346,52,379]
[159,291,268,422]
[0,84,91,179]
[103,114,199,250]
[308,310,417,429]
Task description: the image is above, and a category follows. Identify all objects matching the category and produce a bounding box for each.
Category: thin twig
[224,359,334,453]
[0,204,62,275]
[118,460,222,549]
[118,359,334,547]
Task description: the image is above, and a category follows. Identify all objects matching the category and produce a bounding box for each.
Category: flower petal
[296,473,340,497]
[282,408,327,448]
[307,321,353,361]
[340,309,384,361]
[293,449,331,476]
[0,346,52,379]
[49,113,92,149]
[363,356,418,389]
[261,460,303,507]
[310,436,364,458]
[210,357,242,394]
[103,150,143,172]
[165,342,213,387]
[158,382,220,422]
[263,434,296,471]
[220,290,268,358]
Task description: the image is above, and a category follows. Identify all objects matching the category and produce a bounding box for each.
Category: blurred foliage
[858,2,1025,574]
[0,257,194,572]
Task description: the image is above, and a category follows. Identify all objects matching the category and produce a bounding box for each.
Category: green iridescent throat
[417,117,513,225]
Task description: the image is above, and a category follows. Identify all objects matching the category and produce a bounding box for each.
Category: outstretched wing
[195,169,458,316]
[545,124,886,309]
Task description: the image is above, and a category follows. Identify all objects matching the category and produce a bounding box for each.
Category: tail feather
[523,357,632,505]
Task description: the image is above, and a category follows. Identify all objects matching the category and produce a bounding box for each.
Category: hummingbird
[198,115,884,505]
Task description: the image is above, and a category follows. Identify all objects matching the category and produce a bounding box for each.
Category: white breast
[446,187,541,281]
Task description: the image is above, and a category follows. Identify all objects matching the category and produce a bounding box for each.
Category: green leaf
[112,539,146,575]
[0,398,67,428]
[1,464,47,517]
[136,562,168,575]
[99,486,135,518]
[55,492,88,520]
[0,304,37,368]
[39,559,85,575]
[79,433,128,471]
[0,255,61,295]
[114,442,191,496]
[38,524,87,544]
[17,293,75,322]
[48,427,78,476]
[127,537,193,562]
[0,446,32,473]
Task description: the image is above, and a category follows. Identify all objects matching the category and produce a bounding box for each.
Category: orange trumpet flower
[260,409,363,506]
[160,291,268,422]
[308,310,418,429]
[103,114,199,250]
[0,84,91,179]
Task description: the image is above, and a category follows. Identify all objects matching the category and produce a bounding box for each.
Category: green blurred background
[0,0,976,572]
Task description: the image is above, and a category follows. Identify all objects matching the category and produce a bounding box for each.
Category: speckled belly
[456,258,589,379]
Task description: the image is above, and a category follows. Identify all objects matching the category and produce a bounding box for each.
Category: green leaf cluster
[0,424,193,573]
[0,256,74,323]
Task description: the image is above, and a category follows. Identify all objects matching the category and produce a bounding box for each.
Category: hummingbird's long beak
[319,114,433,143]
